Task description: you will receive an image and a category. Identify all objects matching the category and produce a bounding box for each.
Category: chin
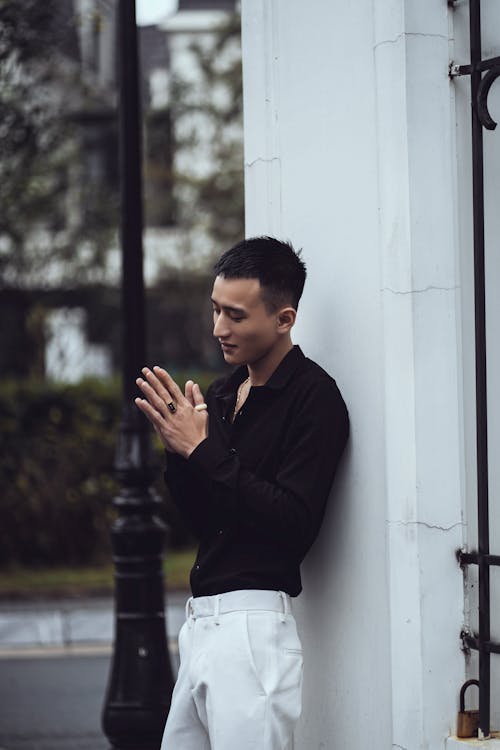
[225,351,241,363]
[225,350,246,366]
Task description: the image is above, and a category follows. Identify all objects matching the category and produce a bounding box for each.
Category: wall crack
[374,32,448,51]
[381,285,459,295]
[388,520,464,532]
[245,156,281,168]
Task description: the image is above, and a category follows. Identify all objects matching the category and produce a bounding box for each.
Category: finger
[135,397,164,429]
[153,366,185,403]
[141,367,176,408]
[136,398,175,450]
[136,377,170,418]
[184,380,194,406]
[192,382,205,406]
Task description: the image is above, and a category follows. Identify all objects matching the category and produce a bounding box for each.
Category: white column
[241,1,466,748]
[373,1,465,746]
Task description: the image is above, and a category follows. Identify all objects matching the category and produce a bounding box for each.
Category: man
[135,236,349,750]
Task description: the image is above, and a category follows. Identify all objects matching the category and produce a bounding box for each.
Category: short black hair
[213,236,307,311]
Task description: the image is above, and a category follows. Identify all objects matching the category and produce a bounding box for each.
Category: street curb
[0,593,188,653]
[0,640,180,659]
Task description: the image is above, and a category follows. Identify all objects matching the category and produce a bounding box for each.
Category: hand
[135,366,208,458]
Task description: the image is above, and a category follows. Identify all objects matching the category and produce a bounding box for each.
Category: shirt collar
[215,345,305,397]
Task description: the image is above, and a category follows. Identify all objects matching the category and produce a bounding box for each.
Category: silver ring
[194,403,208,412]
[167,401,177,414]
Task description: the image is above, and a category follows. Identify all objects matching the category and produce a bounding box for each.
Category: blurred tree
[170,11,244,253]
[0,0,119,377]
[144,107,177,227]
[0,0,118,289]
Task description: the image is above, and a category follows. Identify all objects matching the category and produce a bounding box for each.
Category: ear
[276,306,296,333]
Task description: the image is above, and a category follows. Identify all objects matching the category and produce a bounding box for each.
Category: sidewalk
[0,590,189,656]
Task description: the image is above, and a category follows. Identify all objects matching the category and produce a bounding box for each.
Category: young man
[135,236,349,750]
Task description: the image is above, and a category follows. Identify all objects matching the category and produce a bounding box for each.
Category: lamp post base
[102,411,175,749]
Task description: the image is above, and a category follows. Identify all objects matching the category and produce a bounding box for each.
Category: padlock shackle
[459,679,480,712]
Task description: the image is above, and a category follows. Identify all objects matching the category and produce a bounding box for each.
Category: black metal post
[469,0,491,738]
[101,2,174,747]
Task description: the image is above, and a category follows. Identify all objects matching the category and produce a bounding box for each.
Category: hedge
[0,373,216,567]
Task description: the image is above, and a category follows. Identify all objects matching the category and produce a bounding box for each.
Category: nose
[213,312,230,339]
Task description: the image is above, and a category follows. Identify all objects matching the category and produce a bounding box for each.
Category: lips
[220,342,236,351]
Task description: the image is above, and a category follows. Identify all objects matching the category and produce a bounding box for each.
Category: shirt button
[195,564,200,570]
[218,529,223,535]
[229,448,237,454]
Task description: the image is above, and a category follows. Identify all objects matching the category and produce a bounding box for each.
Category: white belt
[185,589,291,624]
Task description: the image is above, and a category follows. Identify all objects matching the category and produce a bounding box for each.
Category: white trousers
[160,589,303,750]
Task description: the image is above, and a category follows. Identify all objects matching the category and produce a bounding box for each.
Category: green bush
[0,373,217,567]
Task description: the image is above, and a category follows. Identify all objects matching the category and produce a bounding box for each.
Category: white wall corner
[373,0,466,747]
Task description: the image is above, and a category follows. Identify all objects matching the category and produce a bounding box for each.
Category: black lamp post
[102,2,174,747]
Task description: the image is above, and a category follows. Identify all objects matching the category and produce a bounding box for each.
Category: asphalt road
[0,650,180,750]
[0,653,110,750]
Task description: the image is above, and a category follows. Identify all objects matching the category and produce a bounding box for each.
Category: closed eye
[212,306,244,322]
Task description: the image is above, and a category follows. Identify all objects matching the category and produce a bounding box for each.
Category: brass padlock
[457,679,480,738]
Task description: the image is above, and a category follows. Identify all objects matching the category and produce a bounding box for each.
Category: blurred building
[73,0,240,278]
[0,0,242,381]
[47,0,241,381]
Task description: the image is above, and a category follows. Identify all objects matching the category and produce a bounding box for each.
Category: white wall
[241,1,468,748]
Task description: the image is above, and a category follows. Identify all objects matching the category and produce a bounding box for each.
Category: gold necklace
[233,377,250,420]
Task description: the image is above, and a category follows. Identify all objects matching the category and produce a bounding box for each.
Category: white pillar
[241,1,466,748]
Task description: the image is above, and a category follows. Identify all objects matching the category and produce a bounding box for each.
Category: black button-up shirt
[164,345,349,597]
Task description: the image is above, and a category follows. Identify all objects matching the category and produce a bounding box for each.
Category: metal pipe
[469,0,491,737]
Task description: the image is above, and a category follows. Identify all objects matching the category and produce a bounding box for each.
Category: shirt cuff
[164,450,190,473]
[188,435,234,476]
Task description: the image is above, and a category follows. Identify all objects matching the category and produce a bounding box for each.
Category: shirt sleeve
[163,382,219,540]
[187,378,349,556]
[164,452,214,540]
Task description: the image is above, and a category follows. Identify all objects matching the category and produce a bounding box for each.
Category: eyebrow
[211,297,247,315]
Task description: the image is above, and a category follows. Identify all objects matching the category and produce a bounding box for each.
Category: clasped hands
[135,366,208,459]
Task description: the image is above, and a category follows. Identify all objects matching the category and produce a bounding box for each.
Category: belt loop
[185,596,194,626]
[214,595,221,626]
[279,591,288,623]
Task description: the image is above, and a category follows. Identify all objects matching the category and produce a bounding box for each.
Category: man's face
[211,275,281,366]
